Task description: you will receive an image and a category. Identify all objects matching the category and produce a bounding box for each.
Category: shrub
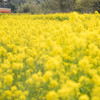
[75,0,100,13]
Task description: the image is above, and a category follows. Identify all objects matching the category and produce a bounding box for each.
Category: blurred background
[0,0,100,13]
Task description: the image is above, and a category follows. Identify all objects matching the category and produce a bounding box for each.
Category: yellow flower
[95,11,99,14]
[79,95,89,100]
[50,80,58,88]
[43,71,53,81]
[1,63,10,70]
[78,57,89,67]
[0,68,2,74]
[58,80,80,99]
[46,91,58,100]
[3,90,12,99]
[11,86,17,92]
[4,74,13,86]
[0,81,2,88]
[91,97,100,100]
[88,43,99,56]
[51,46,62,56]
[19,95,26,100]
[0,12,100,100]
[79,76,91,85]
[45,56,61,70]
[92,75,100,86]
[26,78,33,85]
[0,46,6,57]
[26,57,34,66]
[78,57,91,71]
[16,90,23,97]
[91,87,100,99]
[12,63,23,70]
[32,74,40,87]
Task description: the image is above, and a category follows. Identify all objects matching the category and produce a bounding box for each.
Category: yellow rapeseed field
[0,12,100,100]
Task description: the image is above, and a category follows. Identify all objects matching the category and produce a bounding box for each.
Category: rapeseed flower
[79,95,89,100]
[4,74,13,86]
[46,91,58,100]
[0,12,100,100]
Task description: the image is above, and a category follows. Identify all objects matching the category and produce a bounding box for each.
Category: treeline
[0,0,100,13]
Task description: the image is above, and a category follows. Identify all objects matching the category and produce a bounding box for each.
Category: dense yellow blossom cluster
[0,12,100,100]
